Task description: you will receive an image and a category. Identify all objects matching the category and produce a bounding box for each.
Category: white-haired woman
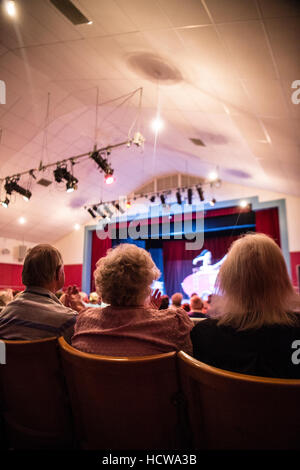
[191,233,300,378]
[72,244,193,356]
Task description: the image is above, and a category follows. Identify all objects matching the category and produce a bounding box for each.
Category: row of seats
[0,336,300,450]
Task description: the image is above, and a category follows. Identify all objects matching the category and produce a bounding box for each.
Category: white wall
[0,237,35,265]
[53,225,85,265]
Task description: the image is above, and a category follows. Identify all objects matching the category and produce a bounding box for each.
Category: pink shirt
[71,305,193,356]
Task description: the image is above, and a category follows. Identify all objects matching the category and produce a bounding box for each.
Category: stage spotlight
[150,195,156,203]
[176,191,182,205]
[1,197,9,208]
[126,200,132,209]
[90,149,114,182]
[54,166,78,192]
[4,178,32,201]
[196,186,205,201]
[104,205,113,218]
[87,208,97,218]
[209,198,216,206]
[105,173,115,185]
[187,188,193,205]
[160,194,166,205]
[113,202,125,214]
[66,179,78,193]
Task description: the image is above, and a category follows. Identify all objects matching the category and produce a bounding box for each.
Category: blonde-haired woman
[191,233,300,378]
[72,243,193,356]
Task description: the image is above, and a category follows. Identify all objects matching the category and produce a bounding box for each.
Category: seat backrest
[0,337,74,449]
[58,337,182,450]
[178,351,300,450]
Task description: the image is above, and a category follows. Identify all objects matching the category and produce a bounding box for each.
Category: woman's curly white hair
[94,243,160,306]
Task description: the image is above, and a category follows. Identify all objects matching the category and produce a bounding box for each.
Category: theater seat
[0,337,74,449]
[178,351,300,450]
[58,337,184,450]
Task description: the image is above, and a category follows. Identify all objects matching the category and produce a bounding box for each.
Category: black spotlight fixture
[150,195,156,203]
[210,198,216,207]
[90,149,114,182]
[4,178,32,201]
[176,190,182,205]
[113,201,125,214]
[87,207,97,218]
[1,197,10,208]
[160,194,166,205]
[54,165,78,192]
[104,204,113,218]
[196,186,205,201]
[187,188,193,205]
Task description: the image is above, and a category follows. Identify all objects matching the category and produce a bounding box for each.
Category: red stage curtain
[255,207,281,247]
[90,232,112,291]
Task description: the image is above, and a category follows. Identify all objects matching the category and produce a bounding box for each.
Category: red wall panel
[290,252,300,289]
[0,263,83,291]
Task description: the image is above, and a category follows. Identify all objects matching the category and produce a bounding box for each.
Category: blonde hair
[212,233,300,330]
[94,244,160,306]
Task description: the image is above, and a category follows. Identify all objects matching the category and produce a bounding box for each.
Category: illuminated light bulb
[23,195,30,202]
[126,201,132,209]
[208,170,219,182]
[239,200,248,208]
[19,217,26,224]
[88,21,93,25]
[5,1,16,17]
[74,223,80,231]
[151,116,164,133]
[105,174,115,185]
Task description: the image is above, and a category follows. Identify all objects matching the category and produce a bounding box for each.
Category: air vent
[50,0,91,25]
[190,137,205,147]
[37,178,52,187]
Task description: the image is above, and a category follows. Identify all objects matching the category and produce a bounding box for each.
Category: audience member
[0,245,84,341]
[159,295,169,310]
[191,233,300,378]
[72,244,193,356]
[189,296,208,318]
[170,292,183,310]
[12,289,21,298]
[0,289,13,307]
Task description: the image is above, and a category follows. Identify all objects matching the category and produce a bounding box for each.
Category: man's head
[171,292,183,307]
[190,295,203,312]
[22,244,64,292]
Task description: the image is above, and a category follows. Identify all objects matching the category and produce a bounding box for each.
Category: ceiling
[0,0,299,243]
